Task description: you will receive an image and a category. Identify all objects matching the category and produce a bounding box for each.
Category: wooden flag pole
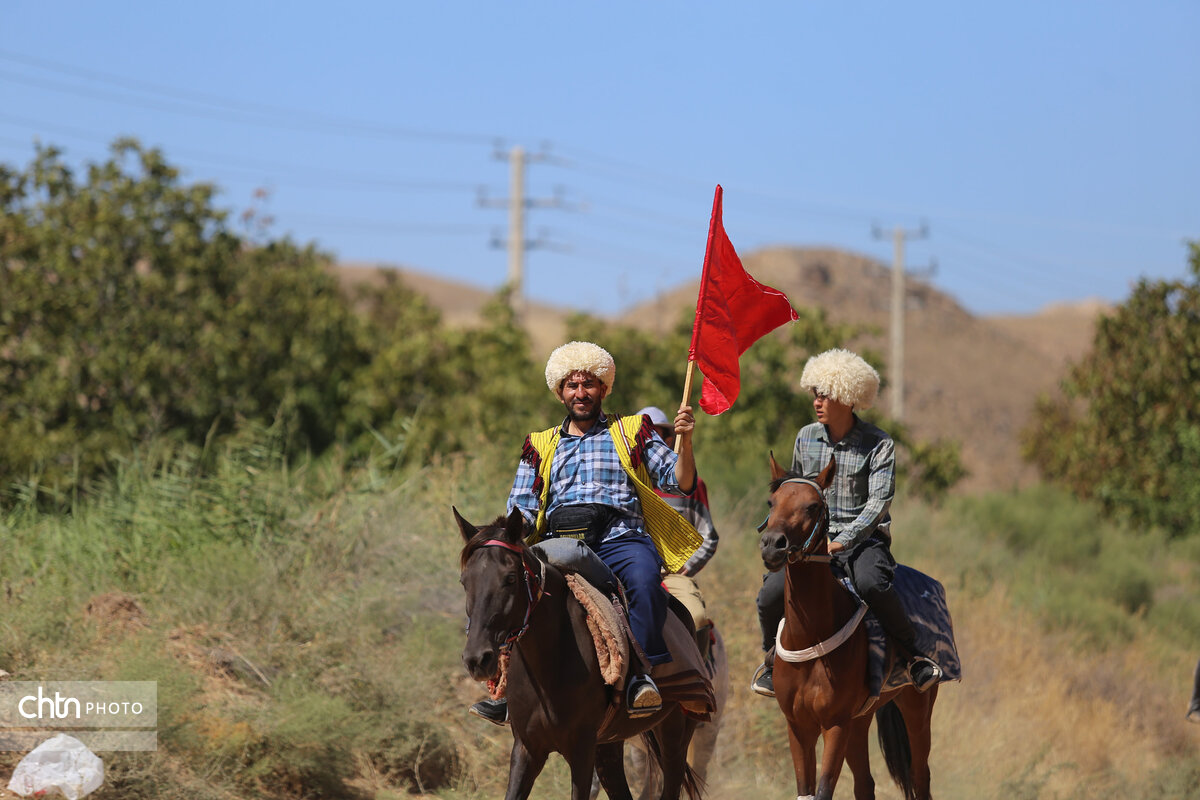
[675,359,696,454]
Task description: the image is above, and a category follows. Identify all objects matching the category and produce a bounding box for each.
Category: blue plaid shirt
[791,416,894,549]
[507,413,684,543]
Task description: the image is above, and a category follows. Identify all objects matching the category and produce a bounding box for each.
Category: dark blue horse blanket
[860,563,962,700]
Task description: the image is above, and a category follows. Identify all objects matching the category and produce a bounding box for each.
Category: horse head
[454,506,542,683]
[759,453,835,571]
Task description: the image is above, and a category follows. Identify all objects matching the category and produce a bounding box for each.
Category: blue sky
[2,2,1197,316]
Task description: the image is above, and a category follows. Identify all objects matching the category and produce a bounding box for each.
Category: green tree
[0,140,369,497]
[1022,241,1200,536]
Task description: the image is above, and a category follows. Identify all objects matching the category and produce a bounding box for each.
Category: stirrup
[908,656,942,693]
[750,661,775,698]
[627,675,662,718]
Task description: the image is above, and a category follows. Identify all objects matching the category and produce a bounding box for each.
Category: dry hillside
[336,262,571,355]
[334,248,1110,493]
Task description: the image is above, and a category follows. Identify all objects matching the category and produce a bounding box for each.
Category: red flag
[689,185,799,415]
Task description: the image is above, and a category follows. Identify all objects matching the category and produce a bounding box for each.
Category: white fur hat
[799,348,880,410]
[545,341,616,394]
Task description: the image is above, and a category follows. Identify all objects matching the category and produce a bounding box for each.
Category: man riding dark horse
[471,340,703,725]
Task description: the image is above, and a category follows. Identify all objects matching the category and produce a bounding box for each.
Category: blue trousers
[593,534,671,666]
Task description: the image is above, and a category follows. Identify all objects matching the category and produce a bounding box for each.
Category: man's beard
[567,399,602,423]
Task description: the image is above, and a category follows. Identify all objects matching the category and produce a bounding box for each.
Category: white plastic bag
[7,733,105,799]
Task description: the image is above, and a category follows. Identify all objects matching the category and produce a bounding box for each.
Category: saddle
[844,564,963,704]
[532,539,715,725]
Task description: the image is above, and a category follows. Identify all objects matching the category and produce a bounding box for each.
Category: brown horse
[758,454,939,800]
[456,507,702,800]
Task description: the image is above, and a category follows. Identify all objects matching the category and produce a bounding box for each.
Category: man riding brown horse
[470,341,703,725]
[753,348,943,697]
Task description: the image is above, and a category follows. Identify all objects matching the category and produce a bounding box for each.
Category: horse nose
[463,647,498,681]
[759,530,787,554]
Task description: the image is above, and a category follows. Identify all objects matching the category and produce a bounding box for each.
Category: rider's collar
[817,413,862,446]
[559,411,609,437]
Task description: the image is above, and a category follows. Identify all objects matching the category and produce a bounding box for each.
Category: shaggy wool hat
[544,341,616,394]
[799,348,880,410]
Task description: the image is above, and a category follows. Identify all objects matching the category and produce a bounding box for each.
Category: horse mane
[459,517,531,569]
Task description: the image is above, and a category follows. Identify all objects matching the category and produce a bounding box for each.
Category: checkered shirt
[507,413,683,543]
[791,417,895,549]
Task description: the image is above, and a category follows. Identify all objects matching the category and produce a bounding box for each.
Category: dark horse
[456,507,702,800]
[759,454,939,800]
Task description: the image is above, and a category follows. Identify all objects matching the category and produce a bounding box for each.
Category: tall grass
[1,432,1197,798]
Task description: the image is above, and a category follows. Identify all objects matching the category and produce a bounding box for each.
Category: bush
[1023,241,1200,538]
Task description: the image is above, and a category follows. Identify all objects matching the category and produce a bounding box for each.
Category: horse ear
[452,506,478,544]
[503,507,526,544]
[769,450,787,481]
[814,456,836,490]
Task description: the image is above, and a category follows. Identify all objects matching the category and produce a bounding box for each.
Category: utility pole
[478,143,568,313]
[871,222,932,422]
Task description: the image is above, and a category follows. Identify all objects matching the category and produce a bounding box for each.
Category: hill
[336,262,571,356]
[334,248,1110,493]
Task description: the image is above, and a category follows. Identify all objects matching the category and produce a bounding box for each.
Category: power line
[0,113,476,194]
[0,59,496,145]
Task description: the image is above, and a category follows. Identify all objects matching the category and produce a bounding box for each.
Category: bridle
[475,539,546,656]
[761,478,869,664]
[758,477,831,565]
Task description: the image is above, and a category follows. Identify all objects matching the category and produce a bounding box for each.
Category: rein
[758,477,832,564]
[765,476,868,662]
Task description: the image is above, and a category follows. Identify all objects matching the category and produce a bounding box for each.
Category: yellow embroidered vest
[523,414,702,574]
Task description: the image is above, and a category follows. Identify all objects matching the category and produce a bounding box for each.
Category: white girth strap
[774,602,867,663]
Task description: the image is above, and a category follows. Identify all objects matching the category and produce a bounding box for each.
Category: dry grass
[4,439,1197,799]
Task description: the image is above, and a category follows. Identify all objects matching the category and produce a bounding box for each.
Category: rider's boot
[869,586,943,693]
[469,697,509,726]
[751,645,776,697]
[627,673,662,717]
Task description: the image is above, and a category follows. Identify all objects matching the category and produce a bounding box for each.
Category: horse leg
[686,717,718,786]
[894,685,938,800]
[814,723,854,800]
[785,719,819,800]
[627,737,662,800]
[652,711,698,800]
[688,627,729,786]
[595,741,634,800]
[844,715,876,800]
[566,736,601,800]
[504,738,549,800]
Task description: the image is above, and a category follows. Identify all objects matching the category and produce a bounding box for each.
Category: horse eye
[504,573,518,586]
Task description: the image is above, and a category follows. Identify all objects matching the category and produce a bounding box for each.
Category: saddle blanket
[861,564,962,699]
[535,538,714,721]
